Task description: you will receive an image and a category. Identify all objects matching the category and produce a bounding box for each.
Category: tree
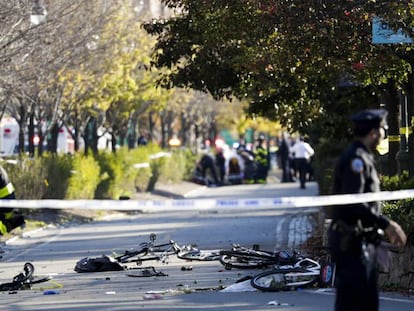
[143,0,414,175]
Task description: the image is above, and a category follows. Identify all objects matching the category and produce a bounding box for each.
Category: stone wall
[378,246,414,290]
[322,217,413,290]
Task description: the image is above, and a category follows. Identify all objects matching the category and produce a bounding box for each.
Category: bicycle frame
[115,238,180,264]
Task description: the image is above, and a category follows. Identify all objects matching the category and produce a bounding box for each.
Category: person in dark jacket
[278,133,292,183]
[198,153,219,186]
[254,134,269,184]
[328,109,406,311]
[0,165,24,235]
[215,149,226,185]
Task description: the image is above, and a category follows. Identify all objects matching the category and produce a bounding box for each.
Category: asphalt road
[0,181,413,311]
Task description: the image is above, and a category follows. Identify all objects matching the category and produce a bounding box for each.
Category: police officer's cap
[257,134,265,141]
[351,109,388,136]
[351,109,388,127]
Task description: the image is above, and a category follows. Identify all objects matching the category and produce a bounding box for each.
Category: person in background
[226,144,245,185]
[198,152,219,186]
[215,148,226,185]
[254,134,269,184]
[0,165,24,236]
[237,134,246,152]
[328,109,406,311]
[137,132,148,146]
[290,136,314,189]
[278,132,292,183]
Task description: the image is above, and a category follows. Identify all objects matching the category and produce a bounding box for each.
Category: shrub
[42,153,73,199]
[4,156,47,199]
[66,153,100,199]
[158,148,196,183]
[94,151,123,199]
[2,145,196,200]
[381,172,414,246]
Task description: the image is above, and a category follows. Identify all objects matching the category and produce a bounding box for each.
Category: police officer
[328,109,406,311]
[254,134,269,184]
[0,165,23,236]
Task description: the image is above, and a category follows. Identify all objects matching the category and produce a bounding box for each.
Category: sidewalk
[135,168,306,200]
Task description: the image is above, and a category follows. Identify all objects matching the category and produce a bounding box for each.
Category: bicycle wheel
[177,249,220,261]
[251,268,319,291]
[13,262,35,283]
[251,270,288,291]
[219,251,276,269]
[0,263,37,291]
[151,241,178,256]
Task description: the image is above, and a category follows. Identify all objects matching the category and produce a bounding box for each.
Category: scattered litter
[194,285,225,292]
[181,266,193,271]
[220,279,257,293]
[176,284,193,294]
[126,267,167,277]
[268,300,292,307]
[143,293,163,300]
[316,288,335,293]
[146,290,166,294]
[43,290,59,295]
[182,287,193,294]
[105,291,116,295]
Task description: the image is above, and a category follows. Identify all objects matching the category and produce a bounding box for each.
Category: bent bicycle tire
[219,250,276,269]
[251,268,320,291]
[0,262,50,291]
[177,249,220,261]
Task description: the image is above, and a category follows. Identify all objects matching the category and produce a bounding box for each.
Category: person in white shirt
[290,136,314,189]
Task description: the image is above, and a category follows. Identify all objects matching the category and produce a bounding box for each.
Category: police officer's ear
[370,127,385,140]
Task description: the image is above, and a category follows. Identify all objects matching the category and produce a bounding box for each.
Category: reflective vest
[0,182,14,199]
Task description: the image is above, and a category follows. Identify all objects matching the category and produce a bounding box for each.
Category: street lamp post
[30,0,47,26]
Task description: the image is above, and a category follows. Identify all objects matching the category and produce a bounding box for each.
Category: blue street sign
[372,17,413,44]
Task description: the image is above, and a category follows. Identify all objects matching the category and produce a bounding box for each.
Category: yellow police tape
[0,189,412,212]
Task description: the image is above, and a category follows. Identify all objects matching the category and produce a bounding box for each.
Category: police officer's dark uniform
[328,109,391,311]
[0,165,23,235]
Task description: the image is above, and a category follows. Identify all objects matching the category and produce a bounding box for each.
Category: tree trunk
[28,113,35,157]
[18,105,26,155]
[84,117,98,156]
[160,112,167,148]
[73,122,81,152]
[148,112,155,143]
[111,132,117,154]
[180,112,187,147]
[47,123,59,154]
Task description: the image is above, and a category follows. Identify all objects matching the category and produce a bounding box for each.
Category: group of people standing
[194,134,271,186]
[278,134,315,189]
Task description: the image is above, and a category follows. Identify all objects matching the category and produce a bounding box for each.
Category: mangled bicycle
[114,233,220,265]
[0,262,51,291]
[219,243,298,270]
